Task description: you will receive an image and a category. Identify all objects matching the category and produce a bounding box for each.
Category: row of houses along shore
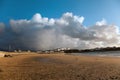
[0,47,71,53]
[1,46,120,53]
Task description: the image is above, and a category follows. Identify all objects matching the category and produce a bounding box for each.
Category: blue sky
[0,0,120,50]
[0,0,120,26]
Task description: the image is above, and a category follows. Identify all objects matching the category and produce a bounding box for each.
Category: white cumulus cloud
[0,12,120,50]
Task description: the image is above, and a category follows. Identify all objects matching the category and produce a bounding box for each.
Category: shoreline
[68,52,120,58]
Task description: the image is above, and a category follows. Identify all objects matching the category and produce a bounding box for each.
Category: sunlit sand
[0,52,120,80]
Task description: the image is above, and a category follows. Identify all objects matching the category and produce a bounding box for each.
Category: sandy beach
[0,52,120,80]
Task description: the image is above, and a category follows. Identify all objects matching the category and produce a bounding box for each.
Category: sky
[0,0,120,26]
[0,0,120,51]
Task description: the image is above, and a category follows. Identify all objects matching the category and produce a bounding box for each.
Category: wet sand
[0,53,120,80]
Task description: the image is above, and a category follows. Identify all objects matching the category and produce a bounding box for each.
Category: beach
[0,52,120,80]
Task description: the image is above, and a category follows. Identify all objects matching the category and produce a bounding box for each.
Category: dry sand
[0,52,120,80]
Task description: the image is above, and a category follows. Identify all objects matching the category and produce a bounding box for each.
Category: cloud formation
[0,12,120,50]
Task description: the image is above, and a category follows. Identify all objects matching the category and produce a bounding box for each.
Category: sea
[70,51,120,57]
